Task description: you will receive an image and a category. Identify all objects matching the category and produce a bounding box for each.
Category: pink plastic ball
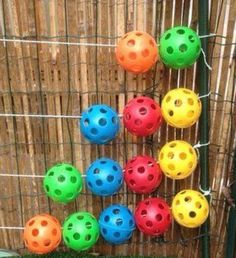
[124,155,162,194]
[135,197,172,236]
[123,96,162,136]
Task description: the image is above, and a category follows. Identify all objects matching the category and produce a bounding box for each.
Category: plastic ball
[62,212,99,251]
[124,155,162,194]
[43,163,83,204]
[172,189,209,228]
[159,26,201,69]
[161,88,202,128]
[86,157,123,196]
[123,96,162,136]
[159,140,197,180]
[80,104,120,144]
[115,31,158,73]
[135,198,172,236]
[23,214,61,254]
[99,204,135,244]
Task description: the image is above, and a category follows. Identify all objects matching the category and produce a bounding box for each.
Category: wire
[0,38,117,47]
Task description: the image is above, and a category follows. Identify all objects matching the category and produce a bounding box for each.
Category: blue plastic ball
[80,104,120,144]
[99,204,136,244]
[86,158,123,197]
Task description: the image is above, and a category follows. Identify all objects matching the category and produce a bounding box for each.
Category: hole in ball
[32,228,39,237]
[137,166,145,173]
[100,108,107,113]
[156,214,162,221]
[187,110,194,117]
[96,179,103,186]
[127,39,135,47]
[175,200,180,205]
[168,110,174,116]
[55,189,61,196]
[188,98,194,105]
[189,211,196,218]
[67,223,73,230]
[112,116,118,124]
[158,203,164,209]
[102,228,107,234]
[41,220,48,227]
[116,218,123,226]
[77,215,84,220]
[195,202,202,209]
[99,118,107,126]
[58,175,65,182]
[85,235,91,241]
[178,213,184,220]
[177,29,185,34]
[70,176,77,183]
[107,175,114,182]
[32,241,39,247]
[84,118,89,126]
[146,221,153,227]
[125,113,131,120]
[93,168,100,174]
[48,171,54,176]
[179,44,187,52]
[104,215,110,222]
[179,152,187,160]
[141,210,147,217]
[165,33,171,40]
[189,35,195,43]
[44,239,51,246]
[174,99,182,107]
[91,128,98,135]
[146,123,153,129]
[85,222,92,229]
[168,164,175,170]
[166,96,171,102]
[129,52,137,60]
[184,196,192,202]
[130,179,135,186]
[139,107,147,115]
[167,46,173,54]
[112,165,118,171]
[135,119,142,126]
[114,232,120,238]
[45,185,49,192]
[113,209,120,214]
[148,174,154,181]
[142,49,149,57]
[149,39,155,47]
[168,152,174,159]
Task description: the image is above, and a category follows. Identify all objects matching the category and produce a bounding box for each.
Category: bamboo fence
[0,0,235,257]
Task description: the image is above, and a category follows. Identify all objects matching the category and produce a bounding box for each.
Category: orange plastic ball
[23,214,61,254]
[115,31,158,74]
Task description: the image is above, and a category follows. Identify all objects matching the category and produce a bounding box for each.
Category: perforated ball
[135,198,172,236]
[86,157,123,196]
[172,189,209,228]
[124,155,162,194]
[23,214,61,254]
[99,204,135,244]
[80,104,120,144]
[115,31,158,73]
[123,96,162,136]
[43,163,83,204]
[158,140,197,179]
[161,88,202,128]
[63,212,99,251]
[159,26,201,69]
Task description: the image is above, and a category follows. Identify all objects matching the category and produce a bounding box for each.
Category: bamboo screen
[0,1,235,257]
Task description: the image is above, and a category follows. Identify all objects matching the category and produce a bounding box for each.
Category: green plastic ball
[159,26,201,69]
[43,163,83,203]
[62,212,100,251]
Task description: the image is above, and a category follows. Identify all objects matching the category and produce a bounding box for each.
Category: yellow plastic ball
[158,140,197,179]
[161,88,202,128]
[171,189,209,228]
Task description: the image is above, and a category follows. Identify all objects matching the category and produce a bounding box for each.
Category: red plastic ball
[115,31,158,74]
[135,197,172,236]
[123,96,162,136]
[124,155,162,194]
